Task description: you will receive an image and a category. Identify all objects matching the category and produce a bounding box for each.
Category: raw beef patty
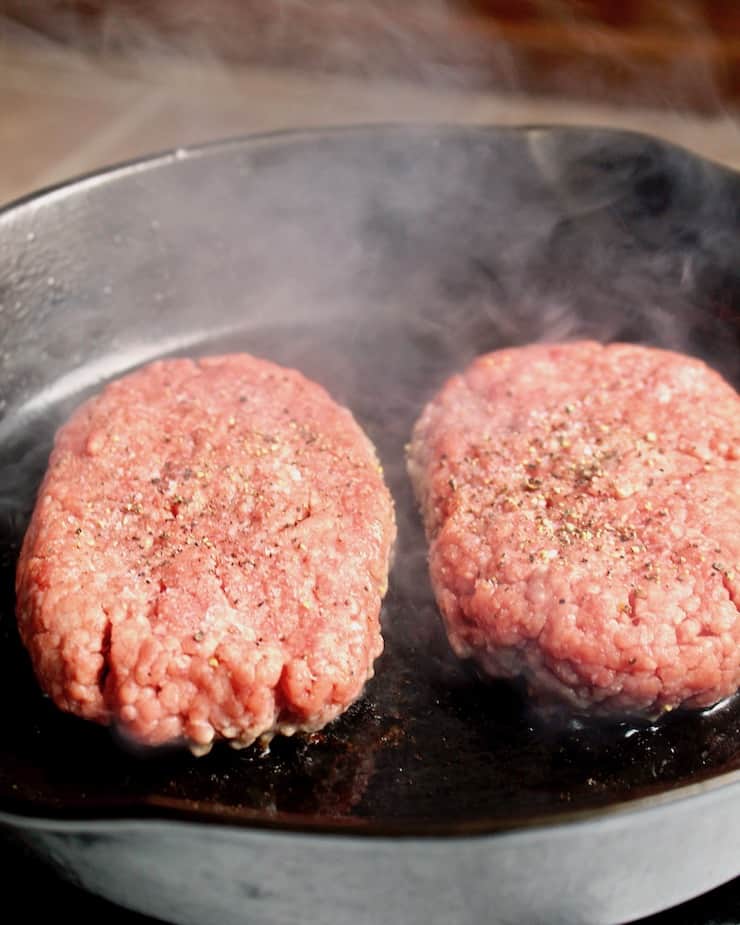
[408,341,740,716]
[17,354,395,753]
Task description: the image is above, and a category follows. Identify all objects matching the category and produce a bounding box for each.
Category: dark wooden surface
[1,1,739,111]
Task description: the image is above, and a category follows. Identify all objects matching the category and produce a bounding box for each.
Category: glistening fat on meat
[408,341,740,717]
[16,354,396,754]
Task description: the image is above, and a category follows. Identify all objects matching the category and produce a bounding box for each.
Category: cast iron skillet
[0,125,738,925]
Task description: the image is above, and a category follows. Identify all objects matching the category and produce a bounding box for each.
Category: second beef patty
[408,341,740,716]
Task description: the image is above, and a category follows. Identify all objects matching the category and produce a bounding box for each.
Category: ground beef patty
[16,354,395,753]
[408,341,740,716]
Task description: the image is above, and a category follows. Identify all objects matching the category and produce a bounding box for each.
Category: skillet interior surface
[0,125,739,833]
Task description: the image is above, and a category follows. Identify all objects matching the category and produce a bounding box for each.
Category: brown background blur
[1,1,739,204]
[3,1,740,106]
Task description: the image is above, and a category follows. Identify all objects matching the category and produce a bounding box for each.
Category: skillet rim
[1,121,737,223]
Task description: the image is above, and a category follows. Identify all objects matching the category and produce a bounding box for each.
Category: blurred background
[1,1,740,205]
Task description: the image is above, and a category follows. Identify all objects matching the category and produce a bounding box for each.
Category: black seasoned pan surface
[0,126,738,835]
